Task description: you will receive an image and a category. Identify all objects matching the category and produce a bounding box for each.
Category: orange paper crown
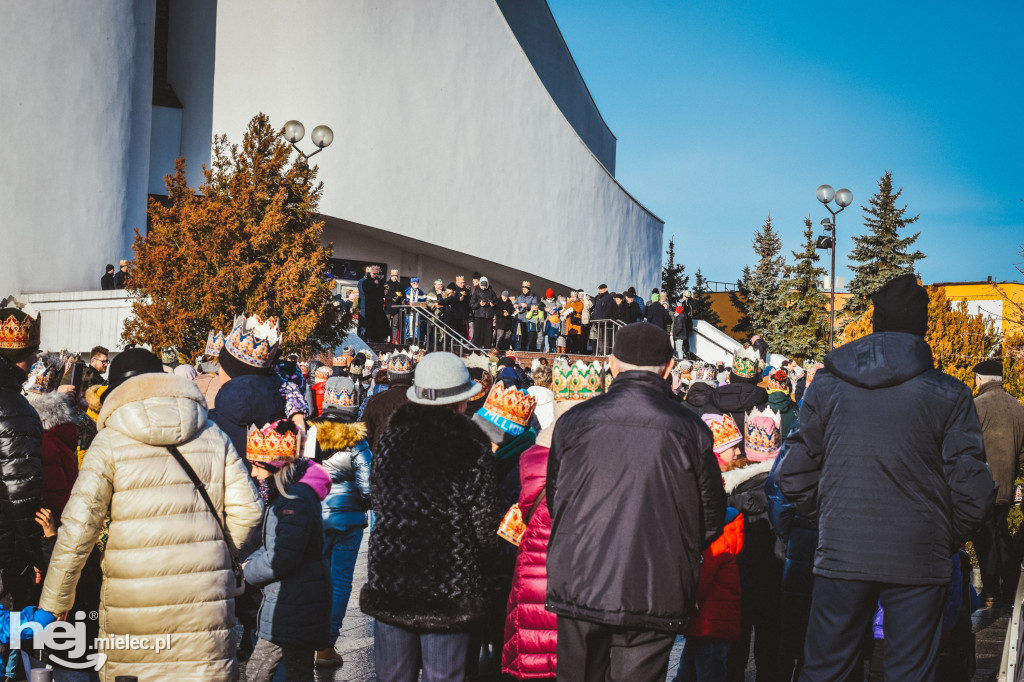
[477,381,537,436]
[246,421,301,464]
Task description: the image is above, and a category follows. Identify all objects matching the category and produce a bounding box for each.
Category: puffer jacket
[0,353,43,572]
[502,444,557,678]
[683,382,717,415]
[245,462,332,650]
[314,420,372,531]
[547,371,726,631]
[471,286,499,319]
[39,372,263,682]
[774,331,996,585]
[24,391,79,516]
[361,402,500,632]
[193,371,220,410]
[209,372,287,470]
[683,508,743,641]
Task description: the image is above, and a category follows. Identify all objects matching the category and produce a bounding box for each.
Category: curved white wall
[0,1,155,295]
[208,0,662,296]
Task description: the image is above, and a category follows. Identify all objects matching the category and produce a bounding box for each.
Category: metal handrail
[590,318,625,356]
[999,562,1024,680]
[391,304,484,356]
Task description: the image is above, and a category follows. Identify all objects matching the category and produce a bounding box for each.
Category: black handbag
[166,445,246,595]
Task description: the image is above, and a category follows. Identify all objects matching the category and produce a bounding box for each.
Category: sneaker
[315,647,344,667]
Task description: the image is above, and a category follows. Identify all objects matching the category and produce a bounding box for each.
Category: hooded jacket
[39,373,263,682]
[25,392,79,517]
[209,373,287,468]
[683,382,717,415]
[245,461,332,649]
[974,381,1024,506]
[0,353,43,572]
[774,332,995,585]
[546,371,726,631]
[766,391,799,438]
[471,286,499,319]
[315,420,372,531]
[361,403,500,632]
[683,508,743,641]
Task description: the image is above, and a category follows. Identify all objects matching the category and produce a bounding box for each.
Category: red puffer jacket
[41,423,79,517]
[683,508,744,641]
[502,444,556,678]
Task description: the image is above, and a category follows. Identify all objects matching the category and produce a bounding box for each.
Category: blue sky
[547,1,1024,286]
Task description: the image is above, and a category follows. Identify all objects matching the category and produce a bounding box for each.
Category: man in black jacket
[547,322,726,681]
[470,276,498,349]
[100,264,116,290]
[0,304,44,621]
[774,274,995,682]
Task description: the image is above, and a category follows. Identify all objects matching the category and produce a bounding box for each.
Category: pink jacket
[502,444,557,678]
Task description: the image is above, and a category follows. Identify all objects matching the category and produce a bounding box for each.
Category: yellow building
[936,280,1024,336]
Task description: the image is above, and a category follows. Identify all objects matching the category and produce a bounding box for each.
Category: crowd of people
[0,271,1022,682]
[355,265,698,355]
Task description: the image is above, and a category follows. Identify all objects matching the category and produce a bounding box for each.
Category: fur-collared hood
[24,391,76,431]
[314,420,368,452]
[97,372,207,446]
[722,459,774,495]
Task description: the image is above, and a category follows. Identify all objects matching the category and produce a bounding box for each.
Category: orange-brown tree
[123,114,342,358]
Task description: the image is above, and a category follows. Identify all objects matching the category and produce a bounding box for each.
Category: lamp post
[283,119,334,164]
[816,184,853,350]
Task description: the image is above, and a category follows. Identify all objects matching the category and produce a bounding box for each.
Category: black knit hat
[626,287,637,298]
[103,348,164,402]
[218,346,270,379]
[612,322,673,366]
[973,359,1002,377]
[872,274,929,337]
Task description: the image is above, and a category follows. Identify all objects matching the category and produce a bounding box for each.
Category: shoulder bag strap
[167,445,240,558]
[523,487,547,526]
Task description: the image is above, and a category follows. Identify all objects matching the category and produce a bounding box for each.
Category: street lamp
[283,119,334,163]
[816,184,853,351]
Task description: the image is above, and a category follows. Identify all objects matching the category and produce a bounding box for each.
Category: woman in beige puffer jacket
[40,372,263,682]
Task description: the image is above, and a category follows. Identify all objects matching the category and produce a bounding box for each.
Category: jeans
[673,637,728,682]
[325,526,364,646]
[374,619,470,682]
[674,338,688,359]
[247,637,314,682]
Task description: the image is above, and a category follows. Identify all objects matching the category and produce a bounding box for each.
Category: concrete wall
[24,291,136,354]
[0,1,155,295]
[208,0,663,298]
[495,0,617,173]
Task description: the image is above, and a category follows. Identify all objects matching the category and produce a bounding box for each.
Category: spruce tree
[661,237,689,306]
[729,265,753,339]
[775,218,830,362]
[743,215,785,344]
[842,170,925,321]
[691,269,724,330]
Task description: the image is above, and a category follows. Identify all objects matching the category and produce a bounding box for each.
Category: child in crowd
[525,303,544,352]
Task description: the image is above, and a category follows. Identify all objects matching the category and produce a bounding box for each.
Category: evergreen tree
[123,113,343,358]
[691,268,724,330]
[842,170,925,321]
[775,218,831,362]
[661,237,689,306]
[729,265,753,339]
[742,215,785,344]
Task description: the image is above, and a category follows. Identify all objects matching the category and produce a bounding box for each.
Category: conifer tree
[842,170,925,321]
[661,237,689,306]
[729,266,753,339]
[123,113,343,358]
[775,218,831,362]
[691,268,724,330]
[742,215,785,345]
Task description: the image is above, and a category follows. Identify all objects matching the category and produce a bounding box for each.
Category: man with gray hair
[971,358,1024,605]
[546,322,725,681]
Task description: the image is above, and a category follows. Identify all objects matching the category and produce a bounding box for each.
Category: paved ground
[242,536,1011,681]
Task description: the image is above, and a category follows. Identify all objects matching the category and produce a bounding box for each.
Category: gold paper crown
[225,314,280,369]
[744,406,782,459]
[732,347,760,379]
[552,360,605,401]
[703,413,742,452]
[246,422,301,464]
[0,304,40,350]
[478,381,538,434]
[23,354,62,394]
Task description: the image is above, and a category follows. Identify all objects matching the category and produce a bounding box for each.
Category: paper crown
[323,377,357,410]
[387,353,413,376]
[731,347,760,379]
[225,314,280,369]
[246,421,301,465]
[332,354,352,368]
[767,368,790,392]
[23,354,63,394]
[691,362,718,385]
[744,407,782,461]
[603,362,613,390]
[204,330,224,357]
[0,299,40,350]
[314,365,333,382]
[160,347,178,365]
[476,381,537,436]
[702,413,743,455]
[553,360,605,401]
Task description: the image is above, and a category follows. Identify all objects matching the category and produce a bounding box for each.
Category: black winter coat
[494,299,517,331]
[673,306,692,339]
[646,302,670,330]
[609,301,631,325]
[682,382,716,415]
[360,403,500,632]
[361,379,412,453]
[774,332,996,585]
[209,373,287,469]
[592,291,614,321]
[712,382,768,455]
[546,371,726,632]
[0,355,44,571]
[471,286,499,319]
[451,286,472,321]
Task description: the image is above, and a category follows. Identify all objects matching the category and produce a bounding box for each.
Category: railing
[390,305,483,356]
[590,318,625,356]
[999,564,1024,680]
